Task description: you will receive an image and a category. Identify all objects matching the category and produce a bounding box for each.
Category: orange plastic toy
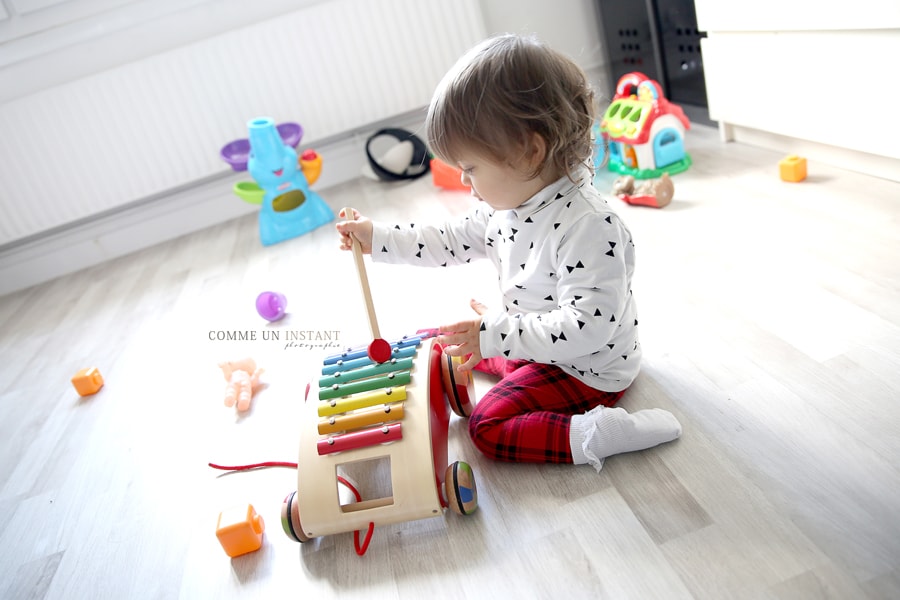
[216,504,265,558]
[430,157,471,191]
[71,367,104,396]
[779,155,807,182]
[300,149,323,185]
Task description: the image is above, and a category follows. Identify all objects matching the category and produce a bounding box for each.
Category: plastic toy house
[220,118,334,246]
[600,72,691,179]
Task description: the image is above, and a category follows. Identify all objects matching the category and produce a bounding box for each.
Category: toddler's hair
[426,34,596,181]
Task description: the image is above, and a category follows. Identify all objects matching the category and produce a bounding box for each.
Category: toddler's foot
[570,406,682,472]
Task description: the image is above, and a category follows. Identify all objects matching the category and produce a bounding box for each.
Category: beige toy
[219,358,264,411]
[282,335,478,555]
[613,172,674,208]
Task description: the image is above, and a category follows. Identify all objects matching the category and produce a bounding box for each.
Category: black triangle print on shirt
[566,261,585,273]
[551,331,568,343]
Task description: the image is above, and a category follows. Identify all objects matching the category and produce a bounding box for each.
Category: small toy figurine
[219,358,264,412]
[612,172,674,208]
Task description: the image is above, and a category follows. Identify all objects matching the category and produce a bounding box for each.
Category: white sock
[570,406,682,472]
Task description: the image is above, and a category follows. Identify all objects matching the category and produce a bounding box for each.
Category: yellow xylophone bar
[317,402,405,435]
[317,386,407,418]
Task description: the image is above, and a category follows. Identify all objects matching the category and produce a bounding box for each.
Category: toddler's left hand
[438,299,488,372]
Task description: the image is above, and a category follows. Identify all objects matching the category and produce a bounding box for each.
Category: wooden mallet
[342,207,392,364]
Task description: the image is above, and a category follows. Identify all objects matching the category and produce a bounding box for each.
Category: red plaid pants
[469,357,626,463]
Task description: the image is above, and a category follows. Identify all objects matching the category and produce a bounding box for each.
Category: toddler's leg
[468,363,623,463]
[570,406,682,472]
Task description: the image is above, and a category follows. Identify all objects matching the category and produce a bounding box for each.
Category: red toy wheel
[281,491,312,543]
[445,461,478,516]
[441,352,475,417]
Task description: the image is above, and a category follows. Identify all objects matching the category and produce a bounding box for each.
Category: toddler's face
[456,154,548,211]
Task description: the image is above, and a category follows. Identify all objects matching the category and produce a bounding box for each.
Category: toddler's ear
[526,132,547,169]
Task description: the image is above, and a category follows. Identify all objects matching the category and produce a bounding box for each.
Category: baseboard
[0,113,427,298]
[719,123,900,183]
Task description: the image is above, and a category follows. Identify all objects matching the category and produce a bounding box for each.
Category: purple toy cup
[256,291,287,322]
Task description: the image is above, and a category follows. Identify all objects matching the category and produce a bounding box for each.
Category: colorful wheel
[281,490,312,543]
[445,461,478,516]
[441,351,475,417]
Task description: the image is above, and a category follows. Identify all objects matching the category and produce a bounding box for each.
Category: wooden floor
[1,124,898,599]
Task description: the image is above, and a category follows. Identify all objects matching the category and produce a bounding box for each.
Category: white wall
[0,0,609,296]
[0,0,313,103]
[479,0,610,97]
[1,0,608,104]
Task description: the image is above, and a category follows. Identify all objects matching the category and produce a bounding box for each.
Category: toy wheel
[441,351,475,417]
[444,461,478,516]
[281,491,312,543]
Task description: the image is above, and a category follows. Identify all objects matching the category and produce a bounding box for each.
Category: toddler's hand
[336,208,374,254]
[438,299,488,371]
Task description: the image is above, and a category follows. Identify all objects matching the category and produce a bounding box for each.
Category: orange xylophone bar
[317,403,405,435]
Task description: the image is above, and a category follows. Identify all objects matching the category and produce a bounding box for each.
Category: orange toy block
[71,367,104,396]
[430,157,471,191]
[779,155,807,182]
[216,504,265,558]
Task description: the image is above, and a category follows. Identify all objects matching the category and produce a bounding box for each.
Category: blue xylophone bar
[321,345,418,375]
[322,335,425,366]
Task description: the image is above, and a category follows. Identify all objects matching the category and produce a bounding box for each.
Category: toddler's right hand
[336,208,374,254]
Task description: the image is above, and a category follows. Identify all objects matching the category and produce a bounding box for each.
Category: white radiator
[0,0,485,246]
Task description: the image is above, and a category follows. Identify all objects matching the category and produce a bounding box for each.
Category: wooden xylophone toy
[281,208,478,553]
[281,334,477,551]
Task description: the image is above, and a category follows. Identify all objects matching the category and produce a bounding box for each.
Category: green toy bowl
[234,181,264,205]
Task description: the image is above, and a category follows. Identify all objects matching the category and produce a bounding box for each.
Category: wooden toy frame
[282,335,478,550]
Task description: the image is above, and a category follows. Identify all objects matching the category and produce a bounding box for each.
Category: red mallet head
[367,338,392,364]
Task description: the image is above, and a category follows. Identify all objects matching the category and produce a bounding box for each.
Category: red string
[208,461,298,470]
[337,475,375,556]
[208,462,376,556]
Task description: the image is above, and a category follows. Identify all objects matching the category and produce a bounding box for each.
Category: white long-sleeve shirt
[371,169,640,392]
